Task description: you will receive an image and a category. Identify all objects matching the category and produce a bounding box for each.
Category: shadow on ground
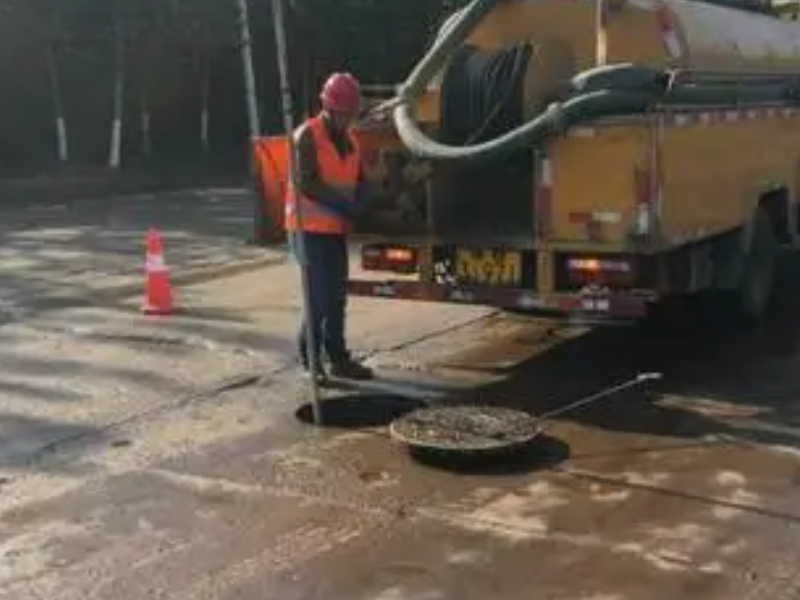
[0,188,269,321]
[0,413,108,471]
[409,434,570,475]
[296,394,426,428]
[454,254,800,451]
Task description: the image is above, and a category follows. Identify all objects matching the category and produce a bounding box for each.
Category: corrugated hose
[392,0,800,164]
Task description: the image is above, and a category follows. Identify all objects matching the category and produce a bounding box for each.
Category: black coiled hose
[441,44,532,145]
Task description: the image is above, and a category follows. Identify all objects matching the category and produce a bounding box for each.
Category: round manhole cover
[390,405,542,452]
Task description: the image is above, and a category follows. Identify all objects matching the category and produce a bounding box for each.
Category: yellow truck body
[337,1,800,319]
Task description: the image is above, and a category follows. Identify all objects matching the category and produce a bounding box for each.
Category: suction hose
[394,0,800,163]
[397,0,499,102]
[394,0,664,163]
[396,89,654,162]
[395,0,530,163]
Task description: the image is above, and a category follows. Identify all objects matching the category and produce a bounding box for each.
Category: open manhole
[296,394,426,428]
[390,405,542,453]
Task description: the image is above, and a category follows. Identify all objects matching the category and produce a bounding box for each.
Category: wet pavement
[2,189,800,598]
[0,187,278,323]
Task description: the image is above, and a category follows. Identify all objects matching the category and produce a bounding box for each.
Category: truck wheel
[738,208,779,321]
[643,295,698,337]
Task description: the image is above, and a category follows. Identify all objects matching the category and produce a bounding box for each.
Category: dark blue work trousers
[290,232,349,367]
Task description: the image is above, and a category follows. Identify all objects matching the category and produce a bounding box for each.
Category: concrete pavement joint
[0,254,286,317]
[567,438,744,461]
[19,323,266,359]
[1,312,497,471]
[409,505,736,576]
[555,465,800,525]
[145,466,702,574]
[360,311,499,358]
[88,254,288,303]
[2,369,280,470]
[52,463,745,596]
[145,468,394,517]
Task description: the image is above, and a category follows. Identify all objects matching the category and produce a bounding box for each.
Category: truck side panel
[548,125,649,247]
[659,109,800,246]
[546,109,800,253]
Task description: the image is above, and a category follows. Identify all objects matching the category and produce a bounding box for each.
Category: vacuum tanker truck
[258,0,800,321]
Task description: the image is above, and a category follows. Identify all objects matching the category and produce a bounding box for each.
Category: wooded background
[0,0,467,177]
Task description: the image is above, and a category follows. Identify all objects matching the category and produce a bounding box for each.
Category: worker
[286,72,374,382]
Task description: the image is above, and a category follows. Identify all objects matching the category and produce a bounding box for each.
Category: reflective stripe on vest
[285,115,360,234]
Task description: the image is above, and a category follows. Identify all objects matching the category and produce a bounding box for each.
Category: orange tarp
[253,136,290,242]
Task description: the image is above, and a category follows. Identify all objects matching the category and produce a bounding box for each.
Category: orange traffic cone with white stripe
[142,228,174,315]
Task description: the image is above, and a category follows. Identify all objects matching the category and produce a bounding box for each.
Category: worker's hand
[363,149,389,182]
[398,193,424,224]
[403,161,433,185]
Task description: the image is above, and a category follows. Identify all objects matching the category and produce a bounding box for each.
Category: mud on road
[3,235,800,598]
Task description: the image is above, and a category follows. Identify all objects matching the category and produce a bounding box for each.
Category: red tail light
[385,248,415,263]
[567,256,635,287]
[362,245,418,274]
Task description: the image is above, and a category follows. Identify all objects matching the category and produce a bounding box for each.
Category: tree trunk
[45,42,68,163]
[297,8,315,119]
[109,1,125,169]
[596,0,608,66]
[235,0,263,244]
[201,52,211,153]
[235,0,261,146]
[140,86,152,157]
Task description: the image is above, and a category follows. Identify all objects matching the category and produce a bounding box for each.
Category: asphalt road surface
[2,188,800,599]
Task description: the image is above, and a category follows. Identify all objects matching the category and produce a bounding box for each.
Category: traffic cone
[142,228,174,315]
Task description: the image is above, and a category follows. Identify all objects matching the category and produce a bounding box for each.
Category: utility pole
[272,0,324,425]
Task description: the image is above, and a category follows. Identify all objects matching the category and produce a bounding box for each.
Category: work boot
[330,357,374,381]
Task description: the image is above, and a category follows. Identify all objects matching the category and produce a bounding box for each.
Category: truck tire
[699,208,779,327]
[738,208,779,321]
[643,294,699,337]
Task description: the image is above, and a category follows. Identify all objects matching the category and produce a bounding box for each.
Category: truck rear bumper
[347,279,656,320]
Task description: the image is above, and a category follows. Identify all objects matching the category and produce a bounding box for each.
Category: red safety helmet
[320,72,361,115]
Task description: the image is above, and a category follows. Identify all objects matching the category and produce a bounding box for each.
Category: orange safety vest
[285,115,361,235]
